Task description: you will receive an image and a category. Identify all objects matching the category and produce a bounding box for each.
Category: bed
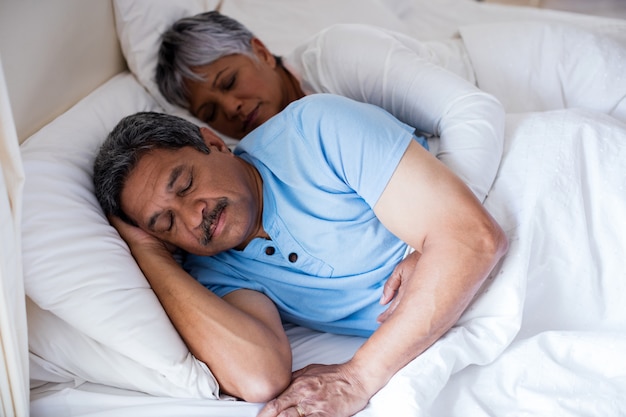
[1,0,625,416]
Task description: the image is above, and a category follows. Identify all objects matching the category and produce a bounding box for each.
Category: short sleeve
[289,94,415,207]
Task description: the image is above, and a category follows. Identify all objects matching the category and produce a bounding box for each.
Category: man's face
[186,39,288,140]
[120,143,261,256]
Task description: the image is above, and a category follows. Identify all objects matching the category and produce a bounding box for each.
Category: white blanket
[27,1,626,415]
[366,108,626,416]
[30,104,626,417]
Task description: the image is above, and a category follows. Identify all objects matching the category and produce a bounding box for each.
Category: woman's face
[185,39,290,139]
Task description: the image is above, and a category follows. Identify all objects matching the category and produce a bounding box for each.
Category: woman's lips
[243,104,260,133]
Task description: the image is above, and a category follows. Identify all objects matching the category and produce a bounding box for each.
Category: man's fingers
[258,397,288,417]
[292,364,314,380]
[258,384,305,417]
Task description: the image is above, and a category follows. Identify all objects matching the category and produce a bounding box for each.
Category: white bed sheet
[28,1,626,416]
[29,86,626,417]
[389,0,626,40]
[432,108,626,416]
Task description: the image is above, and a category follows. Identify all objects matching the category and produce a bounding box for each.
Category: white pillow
[21,72,220,399]
[459,21,626,118]
[113,0,409,116]
[113,0,219,115]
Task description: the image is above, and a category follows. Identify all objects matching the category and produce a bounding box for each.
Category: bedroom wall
[0,0,127,143]
[484,0,626,19]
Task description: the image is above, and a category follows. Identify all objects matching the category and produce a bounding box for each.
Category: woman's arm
[110,216,292,402]
[286,23,505,201]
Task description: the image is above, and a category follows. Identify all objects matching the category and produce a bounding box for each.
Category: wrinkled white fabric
[285,24,504,201]
[461,21,626,122]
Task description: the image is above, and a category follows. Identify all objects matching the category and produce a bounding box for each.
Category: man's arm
[259,139,508,416]
[110,217,292,402]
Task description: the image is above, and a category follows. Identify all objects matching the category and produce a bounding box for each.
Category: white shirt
[284,23,505,202]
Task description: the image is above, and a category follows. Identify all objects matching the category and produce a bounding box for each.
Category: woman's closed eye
[199,73,236,122]
[221,74,236,91]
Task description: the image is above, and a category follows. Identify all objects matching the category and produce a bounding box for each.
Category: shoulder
[285,94,397,133]
[285,94,414,152]
[315,23,402,44]
[290,23,411,60]
[236,95,355,155]
[318,24,420,52]
[287,93,357,113]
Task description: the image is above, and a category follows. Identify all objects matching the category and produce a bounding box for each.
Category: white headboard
[0,0,126,143]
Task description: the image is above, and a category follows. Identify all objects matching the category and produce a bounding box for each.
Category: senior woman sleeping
[156,11,626,206]
[156,11,505,203]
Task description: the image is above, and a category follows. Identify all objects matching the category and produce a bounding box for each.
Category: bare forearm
[349,227,508,396]
[130,244,291,401]
[355,137,510,396]
[257,228,508,417]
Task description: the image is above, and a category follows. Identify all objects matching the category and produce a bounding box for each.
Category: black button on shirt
[265,246,275,256]
[288,252,298,263]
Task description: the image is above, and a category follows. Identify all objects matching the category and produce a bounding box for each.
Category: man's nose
[181,198,205,231]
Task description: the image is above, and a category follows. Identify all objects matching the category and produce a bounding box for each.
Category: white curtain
[0,55,30,417]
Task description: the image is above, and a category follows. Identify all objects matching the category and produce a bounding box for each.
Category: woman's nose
[221,95,243,119]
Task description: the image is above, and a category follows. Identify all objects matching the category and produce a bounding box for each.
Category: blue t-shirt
[184,94,424,337]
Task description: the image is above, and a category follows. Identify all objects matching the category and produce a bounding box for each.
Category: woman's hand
[377,250,421,324]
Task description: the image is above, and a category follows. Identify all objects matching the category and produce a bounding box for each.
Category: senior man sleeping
[93,93,507,417]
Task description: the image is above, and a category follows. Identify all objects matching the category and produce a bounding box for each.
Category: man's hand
[257,248,421,417]
[377,250,421,324]
[258,363,370,417]
[110,216,292,402]
[109,215,176,255]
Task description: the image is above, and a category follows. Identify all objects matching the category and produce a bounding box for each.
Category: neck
[235,159,269,251]
[251,164,269,240]
[277,58,305,104]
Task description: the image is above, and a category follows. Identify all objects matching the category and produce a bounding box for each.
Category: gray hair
[156,11,256,108]
[93,112,209,224]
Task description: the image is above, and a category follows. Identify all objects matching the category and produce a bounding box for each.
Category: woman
[156,12,626,202]
[156,11,506,202]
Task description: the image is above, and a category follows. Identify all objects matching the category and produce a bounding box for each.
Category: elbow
[236,343,292,402]
[493,221,509,258]
[478,217,509,266]
[210,347,291,402]
[235,366,291,403]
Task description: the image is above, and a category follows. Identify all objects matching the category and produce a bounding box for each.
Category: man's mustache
[200,198,228,246]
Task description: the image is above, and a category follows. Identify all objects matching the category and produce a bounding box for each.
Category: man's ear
[200,127,230,152]
[250,37,276,68]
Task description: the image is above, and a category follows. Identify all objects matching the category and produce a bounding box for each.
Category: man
[94,94,508,417]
